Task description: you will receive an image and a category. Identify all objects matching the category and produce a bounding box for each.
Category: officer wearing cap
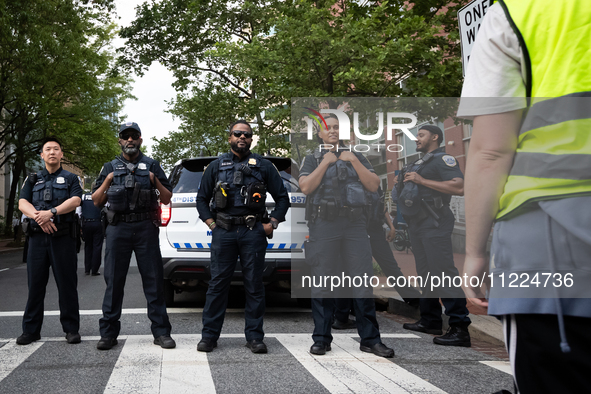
[80,192,103,276]
[17,137,82,345]
[196,120,289,354]
[92,122,176,350]
[396,125,471,346]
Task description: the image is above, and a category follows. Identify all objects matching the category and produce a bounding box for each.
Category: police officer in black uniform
[17,137,82,345]
[299,114,394,358]
[397,125,471,347]
[81,192,103,276]
[92,122,176,350]
[196,120,289,354]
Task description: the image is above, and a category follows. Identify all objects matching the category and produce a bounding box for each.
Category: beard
[121,143,140,155]
[230,140,251,154]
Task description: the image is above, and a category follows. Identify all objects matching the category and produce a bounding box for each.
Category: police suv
[159,157,309,306]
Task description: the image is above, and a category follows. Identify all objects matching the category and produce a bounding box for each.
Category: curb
[376,291,505,347]
[0,247,23,255]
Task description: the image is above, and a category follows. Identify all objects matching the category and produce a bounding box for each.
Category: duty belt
[117,212,152,222]
[83,218,99,222]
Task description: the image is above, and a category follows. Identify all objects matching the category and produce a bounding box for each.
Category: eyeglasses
[232,130,253,138]
[120,132,140,140]
[326,125,339,131]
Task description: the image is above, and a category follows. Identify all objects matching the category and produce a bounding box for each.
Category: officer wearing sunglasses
[196,120,289,354]
[92,122,176,351]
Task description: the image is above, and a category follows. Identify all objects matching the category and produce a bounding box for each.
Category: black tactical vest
[107,155,158,213]
[213,152,267,212]
[30,170,75,222]
[311,159,367,208]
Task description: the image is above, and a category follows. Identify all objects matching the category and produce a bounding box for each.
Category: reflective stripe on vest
[496,0,591,220]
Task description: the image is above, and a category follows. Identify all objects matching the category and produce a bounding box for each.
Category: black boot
[433,325,471,347]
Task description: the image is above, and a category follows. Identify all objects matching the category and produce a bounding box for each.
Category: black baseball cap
[419,125,443,145]
[119,122,142,137]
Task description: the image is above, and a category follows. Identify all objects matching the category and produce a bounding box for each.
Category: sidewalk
[0,238,23,255]
[374,250,504,346]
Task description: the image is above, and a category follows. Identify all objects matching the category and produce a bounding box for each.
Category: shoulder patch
[442,155,457,167]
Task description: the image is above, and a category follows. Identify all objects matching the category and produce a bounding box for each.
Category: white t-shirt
[456,3,528,118]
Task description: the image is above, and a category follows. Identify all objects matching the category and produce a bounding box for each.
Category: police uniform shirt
[81,193,102,220]
[21,167,83,215]
[93,152,172,212]
[196,151,290,222]
[299,151,375,179]
[413,148,463,205]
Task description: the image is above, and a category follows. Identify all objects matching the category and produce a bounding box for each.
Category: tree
[0,0,133,234]
[120,0,471,169]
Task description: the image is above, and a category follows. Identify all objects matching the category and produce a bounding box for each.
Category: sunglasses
[232,130,253,138]
[120,132,140,140]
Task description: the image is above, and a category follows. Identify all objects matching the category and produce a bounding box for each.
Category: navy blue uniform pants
[100,220,171,339]
[82,221,103,274]
[408,208,470,328]
[367,223,422,301]
[308,217,381,347]
[23,232,80,335]
[202,222,268,341]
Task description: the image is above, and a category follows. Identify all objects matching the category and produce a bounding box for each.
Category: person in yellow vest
[458,0,591,392]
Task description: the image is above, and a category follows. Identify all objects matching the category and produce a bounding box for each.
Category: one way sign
[458,0,495,76]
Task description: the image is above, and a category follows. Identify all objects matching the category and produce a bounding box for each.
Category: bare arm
[463,109,522,306]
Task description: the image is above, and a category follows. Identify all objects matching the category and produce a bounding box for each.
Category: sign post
[458,0,495,76]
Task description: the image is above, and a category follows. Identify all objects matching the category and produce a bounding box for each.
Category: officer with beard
[196,120,289,354]
[92,122,176,350]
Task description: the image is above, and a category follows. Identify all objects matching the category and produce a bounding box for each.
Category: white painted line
[0,307,311,318]
[332,336,446,393]
[104,335,162,394]
[160,335,216,393]
[0,340,44,383]
[0,268,9,273]
[479,361,512,375]
[274,334,445,394]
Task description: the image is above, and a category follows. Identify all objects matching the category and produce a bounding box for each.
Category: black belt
[227,213,263,225]
[83,219,99,222]
[117,212,152,222]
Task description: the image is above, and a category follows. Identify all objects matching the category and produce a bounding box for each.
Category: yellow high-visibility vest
[495,0,591,220]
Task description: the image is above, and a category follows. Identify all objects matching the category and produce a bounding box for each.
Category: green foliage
[120,0,471,169]
[0,0,132,232]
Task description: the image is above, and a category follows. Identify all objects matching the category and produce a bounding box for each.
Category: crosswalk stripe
[274,334,445,394]
[161,335,216,393]
[479,361,512,375]
[0,307,312,317]
[0,341,44,383]
[104,335,163,394]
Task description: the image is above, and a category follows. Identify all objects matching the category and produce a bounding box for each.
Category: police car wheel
[393,233,406,251]
[164,280,175,307]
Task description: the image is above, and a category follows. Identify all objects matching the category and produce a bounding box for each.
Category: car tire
[393,233,406,252]
[164,280,175,307]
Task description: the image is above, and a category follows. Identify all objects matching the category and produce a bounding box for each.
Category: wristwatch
[50,208,57,216]
[270,220,279,230]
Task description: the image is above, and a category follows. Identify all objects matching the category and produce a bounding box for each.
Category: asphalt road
[0,246,514,394]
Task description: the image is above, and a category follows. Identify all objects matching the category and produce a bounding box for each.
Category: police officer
[80,192,103,276]
[17,137,82,345]
[397,125,471,347]
[196,120,289,353]
[92,122,175,350]
[333,192,421,329]
[299,114,394,358]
